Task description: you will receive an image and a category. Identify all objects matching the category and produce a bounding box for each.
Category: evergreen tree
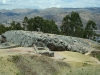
[60,11,83,37]
[70,11,83,37]
[26,16,59,34]
[33,16,44,31]
[0,24,6,34]
[10,21,23,30]
[60,15,71,35]
[27,18,35,31]
[10,21,16,30]
[84,20,97,39]
[27,16,44,31]
[0,16,59,35]
[23,16,28,30]
[15,22,23,30]
[49,19,59,34]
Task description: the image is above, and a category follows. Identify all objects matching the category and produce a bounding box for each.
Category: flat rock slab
[0,43,20,49]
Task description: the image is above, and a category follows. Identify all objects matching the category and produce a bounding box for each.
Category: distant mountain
[0,7,100,34]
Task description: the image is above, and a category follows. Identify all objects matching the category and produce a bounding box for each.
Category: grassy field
[66,65,100,75]
[54,51,100,75]
[0,47,100,75]
[0,48,70,75]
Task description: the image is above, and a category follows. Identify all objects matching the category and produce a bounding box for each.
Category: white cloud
[0,0,100,9]
[2,0,6,4]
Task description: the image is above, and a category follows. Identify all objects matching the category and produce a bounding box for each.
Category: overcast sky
[0,0,100,9]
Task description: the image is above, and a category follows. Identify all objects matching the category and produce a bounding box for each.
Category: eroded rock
[2,30,99,53]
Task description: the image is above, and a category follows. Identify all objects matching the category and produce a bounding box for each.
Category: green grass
[66,65,100,75]
[96,55,100,61]
[0,56,21,75]
[90,50,100,61]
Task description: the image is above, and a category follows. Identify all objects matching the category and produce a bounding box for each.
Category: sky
[0,0,100,9]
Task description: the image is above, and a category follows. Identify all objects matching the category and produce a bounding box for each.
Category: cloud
[2,0,6,4]
[0,0,100,9]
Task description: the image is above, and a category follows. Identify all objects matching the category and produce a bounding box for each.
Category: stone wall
[2,30,99,54]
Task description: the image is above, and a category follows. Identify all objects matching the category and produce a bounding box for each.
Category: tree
[0,24,6,34]
[15,22,23,30]
[33,16,44,31]
[70,11,83,37]
[10,21,16,30]
[60,11,83,37]
[27,18,35,31]
[60,15,71,35]
[49,19,59,34]
[0,16,59,35]
[27,16,44,31]
[84,20,97,39]
[10,21,23,30]
[26,16,59,34]
[23,16,28,30]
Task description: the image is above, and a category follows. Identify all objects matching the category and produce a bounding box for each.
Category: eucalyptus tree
[23,16,28,30]
[84,20,97,39]
[60,11,83,37]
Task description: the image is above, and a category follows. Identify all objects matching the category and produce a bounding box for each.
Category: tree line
[60,11,99,39]
[0,16,59,34]
[0,11,99,40]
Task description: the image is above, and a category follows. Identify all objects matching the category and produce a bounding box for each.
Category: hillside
[0,7,100,34]
[0,48,70,75]
[0,30,100,75]
[0,47,100,75]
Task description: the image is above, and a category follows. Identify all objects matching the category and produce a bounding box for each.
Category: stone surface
[2,30,99,53]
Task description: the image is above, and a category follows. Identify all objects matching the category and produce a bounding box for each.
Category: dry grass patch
[10,54,70,75]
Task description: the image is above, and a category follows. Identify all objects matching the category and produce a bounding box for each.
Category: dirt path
[85,51,100,64]
[0,47,36,56]
[90,57,100,64]
[1,47,100,65]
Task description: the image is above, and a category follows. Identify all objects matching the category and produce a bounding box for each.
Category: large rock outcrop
[1,30,99,54]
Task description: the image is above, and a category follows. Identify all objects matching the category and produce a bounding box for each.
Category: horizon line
[0,7,100,10]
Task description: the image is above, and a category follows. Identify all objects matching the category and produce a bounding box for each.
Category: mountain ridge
[0,7,100,33]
